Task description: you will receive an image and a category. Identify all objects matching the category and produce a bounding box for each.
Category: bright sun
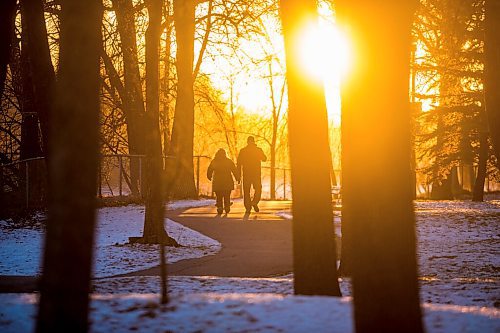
[297,21,351,82]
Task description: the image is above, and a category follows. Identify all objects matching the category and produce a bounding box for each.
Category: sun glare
[297,21,351,82]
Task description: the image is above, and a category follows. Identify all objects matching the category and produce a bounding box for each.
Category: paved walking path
[0,201,294,292]
[124,200,294,278]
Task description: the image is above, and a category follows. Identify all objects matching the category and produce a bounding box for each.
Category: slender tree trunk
[431,109,454,199]
[270,141,276,200]
[161,1,173,157]
[472,131,488,201]
[280,0,341,296]
[270,72,278,200]
[338,1,423,332]
[113,0,147,196]
[143,0,165,240]
[144,0,170,303]
[0,0,16,100]
[485,0,500,166]
[36,1,102,332]
[169,0,197,199]
[20,0,56,158]
[17,28,42,160]
[141,0,178,248]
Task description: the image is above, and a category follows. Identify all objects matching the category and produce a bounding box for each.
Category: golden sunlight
[296,20,351,82]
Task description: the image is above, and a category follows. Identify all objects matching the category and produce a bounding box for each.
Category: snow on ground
[0,200,220,277]
[1,198,499,332]
[279,200,500,308]
[414,200,500,308]
[0,293,498,333]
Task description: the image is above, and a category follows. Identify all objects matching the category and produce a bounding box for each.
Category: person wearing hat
[237,136,267,213]
[207,148,239,214]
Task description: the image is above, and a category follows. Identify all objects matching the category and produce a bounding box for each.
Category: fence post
[26,161,29,209]
[119,155,123,196]
[196,156,200,195]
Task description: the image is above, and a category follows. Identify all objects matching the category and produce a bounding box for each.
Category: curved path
[124,200,293,278]
[0,201,294,292]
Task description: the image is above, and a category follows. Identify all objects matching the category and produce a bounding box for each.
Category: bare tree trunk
[280,0,341,296]
[0,0,16,100]
[269,67,278,200]
[145,0,169,303]
[141,0,178,248]
[338,1,424,332]
[36,1,102,332]
[143,0,165,240]
[169,0,197,199]
[161,1,173,157]
[17,33,44,210]
[113,0,147,196]
[472,131,488,202]
[17,27,42,160]
[19,0,56,158]
[485,0,500,166]
[430,110,454,199]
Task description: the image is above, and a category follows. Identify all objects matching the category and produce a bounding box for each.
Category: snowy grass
[0,200,220,277]
[0,293,498,333]
[1,199,499,332]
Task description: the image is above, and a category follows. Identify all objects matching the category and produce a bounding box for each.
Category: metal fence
[0,155,295,211]
[2,155,499,212]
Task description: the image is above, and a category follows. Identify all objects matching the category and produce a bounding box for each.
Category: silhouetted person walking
[237,136,267,213]
[207,148,239,214]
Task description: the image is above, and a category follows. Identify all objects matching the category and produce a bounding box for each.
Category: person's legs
[215,191,223,214]
[252,177,262,212]
[242,179,252,212]
[223,190,231,213]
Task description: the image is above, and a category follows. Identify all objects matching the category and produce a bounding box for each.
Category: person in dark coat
[207,148,239,214]
[237,136,267,213]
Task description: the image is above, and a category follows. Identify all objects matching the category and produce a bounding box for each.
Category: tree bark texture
[113,0,147,196]
[36,1,102,332]
[18,27,43,160]
[142,0,168,242]
[280,0,342,296]
[19,0,57,158]
[485,0,500,166]
[0,0,16,100]
[337,1,424,332]
[169,0,197,199]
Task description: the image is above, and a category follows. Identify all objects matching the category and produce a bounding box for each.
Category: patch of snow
[0,293,498,333]
[275,211,292,220]
[0,201,221,278]
[167,199,215,210]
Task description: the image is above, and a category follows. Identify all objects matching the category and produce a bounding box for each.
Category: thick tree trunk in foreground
[36,1,102,332]
[485,0,500,166]
[280,0,341,296]
[0,0,16,99]
[20,0,57,157]
[338,1,424,332]
[169,0,197,199]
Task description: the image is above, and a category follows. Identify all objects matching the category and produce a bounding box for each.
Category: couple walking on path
[207,136,267,214]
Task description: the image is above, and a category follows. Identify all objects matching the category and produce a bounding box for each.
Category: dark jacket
[237,142,267,179]
[207,156,239,192]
